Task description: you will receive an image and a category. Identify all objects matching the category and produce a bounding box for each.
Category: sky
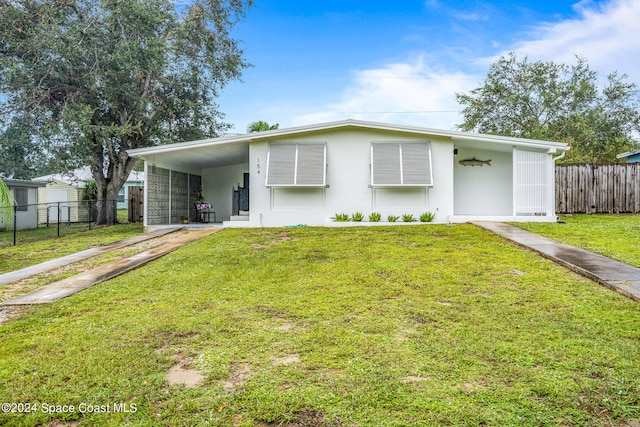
[216,0,640,134]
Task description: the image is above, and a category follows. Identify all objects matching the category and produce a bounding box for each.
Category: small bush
[419,212,436,222]
[387,215,399,222]
[351,212,364,222]
[333,213,350,222]
[402,214,416,222]
[368,212,381,222]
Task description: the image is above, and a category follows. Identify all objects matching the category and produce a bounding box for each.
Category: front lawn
[1,225,639,426]
[514,214,640,268]
[0,223,144,273]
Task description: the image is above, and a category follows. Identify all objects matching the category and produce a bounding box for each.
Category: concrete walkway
[1,227,222,305]
[474,221,640,302]
[0,226,183,287]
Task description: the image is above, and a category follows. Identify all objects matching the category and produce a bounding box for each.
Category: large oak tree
[456,53,640,163]
[0,0,253,223]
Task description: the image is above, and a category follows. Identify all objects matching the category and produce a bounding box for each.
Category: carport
[128,137,249,227]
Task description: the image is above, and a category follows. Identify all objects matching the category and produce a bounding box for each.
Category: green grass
[1,226,639,426]
[513,214,640,268]
[0,223,143,273]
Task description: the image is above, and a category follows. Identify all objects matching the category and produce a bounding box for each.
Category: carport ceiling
[144,141,249,170]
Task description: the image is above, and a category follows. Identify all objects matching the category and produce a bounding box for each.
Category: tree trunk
[91,135,137,225]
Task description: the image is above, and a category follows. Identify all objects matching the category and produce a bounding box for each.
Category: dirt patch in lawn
[275,321,293,331]
[167,362,205,388]
[402,375,430,383]
[0,306,24,326]
[260,410,329,427]
[272,353,300,366]
[250,231,296,250]
[220,363,253,393]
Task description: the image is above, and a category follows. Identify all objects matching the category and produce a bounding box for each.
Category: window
[266,143,326,187]
[13,188,28,211]
[118,188,125,203]
[371,141,432,186]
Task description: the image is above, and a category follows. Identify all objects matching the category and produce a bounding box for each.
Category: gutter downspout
[552,150,566,162]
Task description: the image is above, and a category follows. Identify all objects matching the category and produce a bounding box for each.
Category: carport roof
[127,119,570,169]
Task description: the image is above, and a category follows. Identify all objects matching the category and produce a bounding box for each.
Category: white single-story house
[127,119,569,228]
[33,166,145,223]
[0,178,46,230]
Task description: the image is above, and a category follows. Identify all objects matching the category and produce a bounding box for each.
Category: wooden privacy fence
[128,186,144,223]
[555,163,640,214]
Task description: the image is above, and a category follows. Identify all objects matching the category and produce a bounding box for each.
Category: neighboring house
[616,149,640,163]
[117,170,145,209]
[0,178,46,230]
[33,166,145,223]
[33,166,91,224]
[127,119,569,228]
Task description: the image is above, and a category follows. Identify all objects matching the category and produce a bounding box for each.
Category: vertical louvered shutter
[514,149,547,214]
[371,142,432,186]
[266,144,296,186]
[402,142,431,185]
[266,143,326,186]
[296,144,326,185]
[372,143,402,185]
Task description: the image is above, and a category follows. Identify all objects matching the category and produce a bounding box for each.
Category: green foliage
[402,213,416,222]
[387,214,399,222]
[332,213,350,222]
[247,121,279,133]
[83,181,98,201]
[456,52,640,163]
[0,0,252,223]
[351,212,364,222]
[0,116,49,179]
[420,212,437,222]
[0,179,16,226]
[368,212,381,222]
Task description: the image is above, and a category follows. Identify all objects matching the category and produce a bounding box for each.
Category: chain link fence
[0,199,131,247]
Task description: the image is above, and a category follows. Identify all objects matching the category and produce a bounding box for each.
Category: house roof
[1,178,46,188]
[616,149,640,159]
[33,166,145,187]
[127,119,570,170]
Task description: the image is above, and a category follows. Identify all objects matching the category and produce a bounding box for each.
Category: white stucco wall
[247,128,455,227]
[453,147,513,216]
[202,163,249,222]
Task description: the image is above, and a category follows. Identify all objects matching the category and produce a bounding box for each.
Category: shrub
[419,212,436,222]
[333,213,350,222]
[387,215,399,222]
[368,212,381,222]
[402,214,416,222]
[351,212,364,222]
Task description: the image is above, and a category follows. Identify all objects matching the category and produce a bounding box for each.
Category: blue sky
[217,0,640,134]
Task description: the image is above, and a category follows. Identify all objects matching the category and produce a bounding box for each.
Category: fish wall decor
[458,158,491,167]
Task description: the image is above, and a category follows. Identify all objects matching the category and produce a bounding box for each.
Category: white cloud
[292,0,640,132]
[292,58,478,130]
[507,0,640,81]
